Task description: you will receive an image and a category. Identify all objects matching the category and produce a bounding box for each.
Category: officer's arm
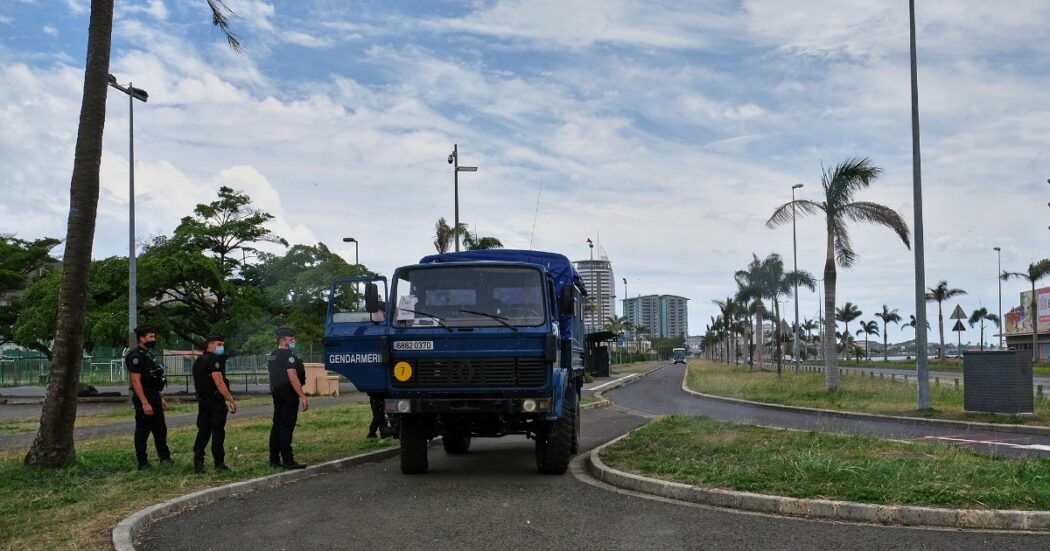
[286,368,309,411]
[129,373,153,415]
[211,372,237,413]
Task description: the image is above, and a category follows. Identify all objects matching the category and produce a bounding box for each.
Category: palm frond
[207,0,242,52]
[766,200,823,228]
[840,201,911,249]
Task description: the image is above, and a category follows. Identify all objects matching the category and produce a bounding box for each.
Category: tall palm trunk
[882,323,889,361]
[823,233,839,390]
[937,302,946,361]
[774,300,782,375]
[1031,281,1040,362]
[25,0,113,467]
[755,307,763,367]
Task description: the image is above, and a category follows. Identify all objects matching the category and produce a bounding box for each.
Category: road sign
[950,304,966,320]
[951,320,966,332]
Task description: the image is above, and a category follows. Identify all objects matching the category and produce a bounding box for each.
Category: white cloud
[124,0,168,21]
[282,31,332,49]
[64,0,88,15]
[42,25,58,37]
[224,0,275,33]
[0,15,13,25]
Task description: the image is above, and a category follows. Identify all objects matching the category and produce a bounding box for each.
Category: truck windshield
[392,265,546,328]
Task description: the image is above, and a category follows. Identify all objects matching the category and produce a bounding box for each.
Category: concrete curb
[679,366,1050,437]
[111,446,400,550]
[587,428,1050,531]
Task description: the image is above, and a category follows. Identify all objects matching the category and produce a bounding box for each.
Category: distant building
[624,294,689,339]
[1003,286,1050,360]
[574,257,615,335]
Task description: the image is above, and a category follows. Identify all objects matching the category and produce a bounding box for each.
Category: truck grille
[394,357,547,388]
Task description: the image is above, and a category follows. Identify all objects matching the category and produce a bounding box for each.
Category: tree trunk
[883,323,889,361]
[823,233,839,390]
[937,302,945,362]
[755,306,763,368]
[774,300,782,376]
[25,0,114,467]
[1032,282,1040,363]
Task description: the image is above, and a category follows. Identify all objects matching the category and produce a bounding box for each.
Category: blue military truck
[323,249,587,475]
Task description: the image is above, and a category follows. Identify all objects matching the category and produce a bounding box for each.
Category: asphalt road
[139,385,1045,550]
[610,364,1050,458]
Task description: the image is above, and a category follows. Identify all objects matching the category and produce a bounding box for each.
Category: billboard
[1004,286,1050,336]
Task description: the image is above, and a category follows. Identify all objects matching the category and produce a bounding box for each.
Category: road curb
[111,446,400,550]
[587,428,1050,531]
[679,366,1050,437]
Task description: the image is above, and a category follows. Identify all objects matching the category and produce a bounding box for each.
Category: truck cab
[323,250,586,474]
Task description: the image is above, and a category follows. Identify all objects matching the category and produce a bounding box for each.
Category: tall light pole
[909,0,931,409]
[791,183,803,372]
[448,144,477,252]
[994,246,1002,349]
[623,277,628,355]
[108,74,148,350]
[586,239,594,332]
[343,237,359,266]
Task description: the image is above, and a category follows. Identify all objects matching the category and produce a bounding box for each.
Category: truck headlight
[537,399,552,412]
[397,399,412,413]
[522,399,537,412]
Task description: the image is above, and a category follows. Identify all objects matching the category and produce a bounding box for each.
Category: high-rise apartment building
[624,294,689,339]
[574,257,616,334]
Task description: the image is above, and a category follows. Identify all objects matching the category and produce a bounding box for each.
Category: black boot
[193,453,206,474]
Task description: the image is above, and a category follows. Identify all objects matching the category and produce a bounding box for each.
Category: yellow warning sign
[393,361,413,382]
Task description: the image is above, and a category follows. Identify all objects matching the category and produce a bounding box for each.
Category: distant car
[673,358,686,364]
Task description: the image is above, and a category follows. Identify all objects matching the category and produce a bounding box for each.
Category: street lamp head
[108,73,117,84]
[623,277,627,284]
[343,237,357,243]
[993,246,1001,252]
[792,183,804,189]
[457,166,477,172]
[586,238,593,248]
[448,153,454,164]
[129,86,149,102]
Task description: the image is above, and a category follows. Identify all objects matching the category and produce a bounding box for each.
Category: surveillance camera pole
[449,144,477,252]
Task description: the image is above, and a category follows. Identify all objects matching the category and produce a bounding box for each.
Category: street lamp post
[909,0,931,409]
[108,74,148,350]
[448,144,477,252]
[994,246,1002,349]
[791,183,803,372]
[623,277,628,356]
[343,237,359,266]
[586,238,594,332]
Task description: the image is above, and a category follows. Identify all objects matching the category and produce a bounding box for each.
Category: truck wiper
[459,309,518,332]
[396,308,453,332]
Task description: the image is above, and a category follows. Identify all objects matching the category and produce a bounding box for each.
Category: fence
[0,353,327,387]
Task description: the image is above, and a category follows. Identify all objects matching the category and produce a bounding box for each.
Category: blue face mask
[288,342,297,350]
[215,346,225,356]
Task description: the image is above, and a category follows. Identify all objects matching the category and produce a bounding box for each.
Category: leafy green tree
[462,229,503,251]
[968,307,1000,351]
[874,305,902,362]
[0,236,60,347]
[855,320,879,360]
[800,318,818,360]
[433,217,467,253]
[1001,259,1050,362]
[835,302,862,359]
[28,0,241,467]
[767,158,910,390]
[755,253,815,374]
[925,280,967,361]
[734,254,766,366]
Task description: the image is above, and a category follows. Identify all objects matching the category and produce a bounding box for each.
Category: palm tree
[967,307,1001,352]
[801,318,817,360]
[856,320,879,360]
[26,0,240,468]
[903,314,931,356]
[874,305,902,362]
[759,254,815,374]
[434,217,468,253]
[734,254,765,366]
[767,158,910,390]
[1001,259,1050,362]
[835,302,862,359]
[713,297,742,365]
[925,280,967,362]
[462,229,503,250]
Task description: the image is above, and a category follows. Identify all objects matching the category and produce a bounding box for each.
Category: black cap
[275,327,295,338]
[206,334,224,343]
[133,326,156,339]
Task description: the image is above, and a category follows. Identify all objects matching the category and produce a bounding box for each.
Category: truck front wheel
[400,416,429,474]
[535,403,576,475]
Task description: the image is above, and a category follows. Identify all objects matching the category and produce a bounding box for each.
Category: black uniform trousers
[132,393,170,465]
[368,393,389,437]
[269,396,299,464]
[193,396,228,465]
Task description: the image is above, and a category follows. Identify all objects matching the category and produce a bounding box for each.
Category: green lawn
[0,402,394,550]
[802,358,1050,376]
[688,360,1050,425]
[601,415,1050,510]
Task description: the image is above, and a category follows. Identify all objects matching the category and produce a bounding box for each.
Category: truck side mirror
[364,283,380,313]
[558,286,574,315]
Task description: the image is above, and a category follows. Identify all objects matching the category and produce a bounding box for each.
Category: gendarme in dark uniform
[192,334,237,473]
[125,325,170,469]
[268,327,308,469]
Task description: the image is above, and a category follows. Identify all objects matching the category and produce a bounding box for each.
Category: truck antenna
[528,180,544,250]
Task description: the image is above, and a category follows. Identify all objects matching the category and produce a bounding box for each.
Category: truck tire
[570,399,581,455]
[535,402,576,475]
[442,430,471,455]
[400,416,429,474]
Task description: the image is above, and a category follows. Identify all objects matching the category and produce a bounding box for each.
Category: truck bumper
[385,396,553,415]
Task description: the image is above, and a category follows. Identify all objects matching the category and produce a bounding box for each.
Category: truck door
[324,276,390,393]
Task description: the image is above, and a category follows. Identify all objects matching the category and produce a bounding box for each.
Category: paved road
[609,364,1050,458]
[138,404,1045,550]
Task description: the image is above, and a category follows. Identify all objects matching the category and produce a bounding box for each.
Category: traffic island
[589,415,1050,531]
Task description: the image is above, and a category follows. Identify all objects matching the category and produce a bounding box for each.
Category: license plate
[393,341,434,351]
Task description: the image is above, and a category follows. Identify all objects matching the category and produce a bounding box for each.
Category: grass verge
[688,360,1050,425]
[0,402,393,550]
[601,415,1050,510]
[802,359,1050,377]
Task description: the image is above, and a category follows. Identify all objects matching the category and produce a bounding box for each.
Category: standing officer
[192,334,238,473]
[268,327,308,469]
[126,325,171,470]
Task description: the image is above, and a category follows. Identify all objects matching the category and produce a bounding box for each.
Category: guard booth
[585,331,617,378]
[963,351,1034,414]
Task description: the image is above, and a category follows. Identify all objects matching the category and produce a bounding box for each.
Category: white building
[624,294,689,339]
[574,257,615,334]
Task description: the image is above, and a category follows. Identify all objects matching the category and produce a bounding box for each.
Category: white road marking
[923,436,1050,452]
[586,374,638,391]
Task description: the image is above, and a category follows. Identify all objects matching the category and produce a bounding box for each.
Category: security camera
[448,153,455,164]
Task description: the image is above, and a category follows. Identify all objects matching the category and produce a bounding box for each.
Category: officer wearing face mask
[267,327,308,469]
[125,325,171,470]
[192,334,238,473]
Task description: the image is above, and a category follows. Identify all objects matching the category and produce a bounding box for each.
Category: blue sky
[2,0,1049,347]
